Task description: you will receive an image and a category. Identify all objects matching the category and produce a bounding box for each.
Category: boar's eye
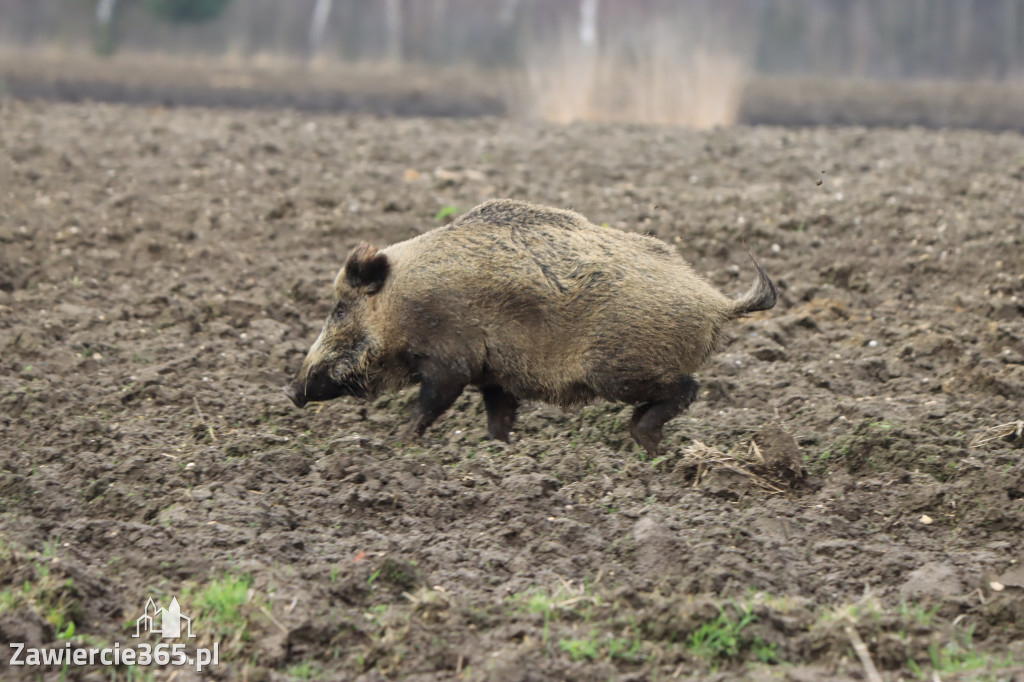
[332,305,347,322]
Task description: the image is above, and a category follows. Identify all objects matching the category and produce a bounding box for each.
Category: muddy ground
[0,97,1023,681]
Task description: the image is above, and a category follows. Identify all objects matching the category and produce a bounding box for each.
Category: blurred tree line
[91,0,232,53]
[0,0,1021,80]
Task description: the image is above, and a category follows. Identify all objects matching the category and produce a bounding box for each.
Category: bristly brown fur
[288,199,777,455]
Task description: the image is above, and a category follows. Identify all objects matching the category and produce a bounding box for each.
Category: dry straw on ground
[970,419,1024,447]
[682,439,794,495]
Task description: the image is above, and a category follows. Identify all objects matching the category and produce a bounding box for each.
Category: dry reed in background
[512,24,750,128]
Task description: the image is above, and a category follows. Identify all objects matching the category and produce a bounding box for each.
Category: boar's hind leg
[628,377,700,456]
[401,372,468,441]
[481,386,519,442]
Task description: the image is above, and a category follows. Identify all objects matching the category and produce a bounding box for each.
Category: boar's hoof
[397,421,425,444]
[629,427,663,458]
[283,383,308,409]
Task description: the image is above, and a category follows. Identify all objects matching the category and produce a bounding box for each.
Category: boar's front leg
[400,366,468,442]
[628,377,700,456]
[481,385,519,442]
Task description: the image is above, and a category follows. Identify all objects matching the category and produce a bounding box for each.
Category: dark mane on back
[452,199,586,232]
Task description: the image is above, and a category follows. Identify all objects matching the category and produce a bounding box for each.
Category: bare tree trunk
[579,0,599,47]
[954,0,974,78]
[94,0,119,55]
[1005,0,1018,78]
[923,0,946,76]
[851,0,871,77]
[16,0,42,47]
[912,0,928,78]
[385,0,403,64]
[308,0,334,60]
[96,0,118,26]
[225,0,253,62]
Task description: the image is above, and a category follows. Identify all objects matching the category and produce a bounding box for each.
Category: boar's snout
[284,364,356,409]
[283,382,308,409]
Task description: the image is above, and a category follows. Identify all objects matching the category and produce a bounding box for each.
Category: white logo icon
[133,597,195,639]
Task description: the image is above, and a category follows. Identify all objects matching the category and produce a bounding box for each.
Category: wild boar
[285,199,776,455]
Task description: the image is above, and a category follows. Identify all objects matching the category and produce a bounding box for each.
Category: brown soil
[1,97,1023,681]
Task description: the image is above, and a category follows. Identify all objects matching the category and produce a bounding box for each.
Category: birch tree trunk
[94,0,119,55]
[96,0,118,26]
[579,0,598,48]
[308,0,334,60]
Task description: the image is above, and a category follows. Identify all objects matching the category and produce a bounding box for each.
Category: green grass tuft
[434,206,459,222]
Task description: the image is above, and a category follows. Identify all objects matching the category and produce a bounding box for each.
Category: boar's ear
[343,243,390,295]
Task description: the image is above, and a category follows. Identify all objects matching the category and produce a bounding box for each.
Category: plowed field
[1,99,1023,680]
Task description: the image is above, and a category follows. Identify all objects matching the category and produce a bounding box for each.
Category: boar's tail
[730,255,778,318]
